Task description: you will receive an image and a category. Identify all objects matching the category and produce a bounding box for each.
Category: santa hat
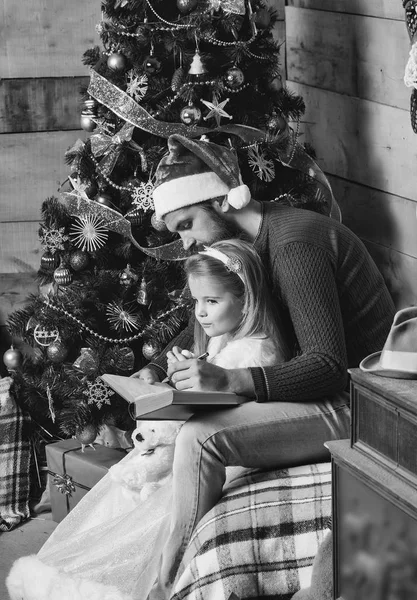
[153,134,251,219]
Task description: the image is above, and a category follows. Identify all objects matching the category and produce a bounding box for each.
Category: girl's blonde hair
[184,239,290,359]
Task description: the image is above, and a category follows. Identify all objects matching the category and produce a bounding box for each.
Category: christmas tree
[4,0,335,447]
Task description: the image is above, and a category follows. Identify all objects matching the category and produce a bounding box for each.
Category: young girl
[167,239,289,372]
[7,240,289,600]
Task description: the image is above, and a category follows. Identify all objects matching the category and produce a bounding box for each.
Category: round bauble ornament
[41,251,60,271]
[94,191,113,208]
[80,110,97,132]
[53,263,73,286]
[177,0,198,13]
[3,346,23,370]
[143,55,162,75]
[142,340,161,360]
[254,7,271,29]
[69,249,90,272]
[151,212,167,231]
[180,104,202,125]
[224,66,245,89]
[46,340,69,363]
[267,113,286,131]
[107,52,128,72]
[75,424,97,446]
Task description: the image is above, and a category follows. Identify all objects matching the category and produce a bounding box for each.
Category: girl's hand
[130,366,160,384]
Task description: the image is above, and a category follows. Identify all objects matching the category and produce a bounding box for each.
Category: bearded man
[138,134,395,600]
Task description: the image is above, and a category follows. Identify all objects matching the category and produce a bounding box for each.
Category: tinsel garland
[42,297,188,343]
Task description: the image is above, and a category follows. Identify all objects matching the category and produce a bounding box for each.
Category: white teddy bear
[109,420,183,502]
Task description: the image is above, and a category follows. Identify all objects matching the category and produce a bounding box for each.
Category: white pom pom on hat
[153,134,251,219]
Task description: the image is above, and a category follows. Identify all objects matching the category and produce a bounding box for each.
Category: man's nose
[182,236,195,251]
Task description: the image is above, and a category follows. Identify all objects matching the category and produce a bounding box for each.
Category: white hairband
[199,247,245,282]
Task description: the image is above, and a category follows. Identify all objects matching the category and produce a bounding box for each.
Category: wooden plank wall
[0,0,99,360]
[286,1,417,309]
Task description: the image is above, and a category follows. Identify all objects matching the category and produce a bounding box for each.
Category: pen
[161,351,210,383]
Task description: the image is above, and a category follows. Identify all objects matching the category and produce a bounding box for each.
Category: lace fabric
[38,458,172,599]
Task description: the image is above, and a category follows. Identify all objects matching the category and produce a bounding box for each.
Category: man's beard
[186,206,247,256]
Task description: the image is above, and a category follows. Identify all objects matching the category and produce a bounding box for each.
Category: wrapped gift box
[46,439,126,523]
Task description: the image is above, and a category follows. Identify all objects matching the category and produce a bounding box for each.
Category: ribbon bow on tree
[90,122,146,175]
[209,0,246,14]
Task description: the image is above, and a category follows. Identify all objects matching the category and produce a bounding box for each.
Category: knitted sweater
[150,203,395,402]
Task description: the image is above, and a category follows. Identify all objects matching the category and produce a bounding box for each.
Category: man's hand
[169,359,255,397]
[166,346,194,371]
[130,366,160,384]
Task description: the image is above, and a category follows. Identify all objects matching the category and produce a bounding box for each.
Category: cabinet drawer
[350,370,417,486]
[328,441,417,600]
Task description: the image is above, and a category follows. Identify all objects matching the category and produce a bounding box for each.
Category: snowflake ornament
[126,71,148,102]
[39,226,69,254]
[130,178,155,212]
[83,378,114,409]
[70,214,108,252]
[106,301,141,332]
[247,146,276,182]
[201,97,233,126]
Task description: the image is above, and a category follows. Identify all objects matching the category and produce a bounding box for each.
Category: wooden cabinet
[328,369,417,600]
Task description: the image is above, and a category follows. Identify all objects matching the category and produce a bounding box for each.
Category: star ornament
[247,146,275,182]
[201,97,233,126]
[106,301,141,332]
[70,214,108,252]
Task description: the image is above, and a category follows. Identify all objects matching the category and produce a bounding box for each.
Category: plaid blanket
[0,377,31,531]
[172,463,332,600]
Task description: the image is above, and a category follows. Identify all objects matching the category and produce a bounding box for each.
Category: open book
[101,374,245,420]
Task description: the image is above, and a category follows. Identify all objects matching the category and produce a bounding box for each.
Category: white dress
[6,334,280,600]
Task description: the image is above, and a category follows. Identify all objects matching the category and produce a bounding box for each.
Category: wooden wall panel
[286,8,409,109]
[0,77,89,133]
[288,82,417,202]
[286,0,404,20]
[0,0,100,78]
[0,274,38,327]
[266,0,286,80]
[329,175,417,259]
[0,222,40,274]
[273,20,286,82]
[0,130,86,222]
[365,241,417,308]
